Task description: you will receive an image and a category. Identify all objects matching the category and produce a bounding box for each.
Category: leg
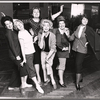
[41,51,48,82]
[46,53,57,89]
[31,76,44,94]
[14,60,32,88]
[20,75,32,88]
[58,58,66,87]
[75,52,85,90]
[8,59,21,90]
[26,54,44,94]
[34,64,41,84]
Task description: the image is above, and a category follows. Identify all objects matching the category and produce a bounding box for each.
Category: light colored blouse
[18,30,35,55]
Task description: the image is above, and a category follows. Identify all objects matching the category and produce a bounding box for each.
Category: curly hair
[40,19,53,29]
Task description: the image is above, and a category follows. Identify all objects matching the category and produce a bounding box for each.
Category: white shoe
[36,85,44,94]
[21,84,32,88]
[24,84,32,88]
[8,87,19,91]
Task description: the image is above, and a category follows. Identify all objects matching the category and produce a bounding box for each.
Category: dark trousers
[74,51,86,73]
[9,58,28,87]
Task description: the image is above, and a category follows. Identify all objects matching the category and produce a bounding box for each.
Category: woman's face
[32,9,40,18]
[4,20,13,30]
[59,21,66,30]
[81,17,88,26]
[15,21,24,31]
[43,22,50,33]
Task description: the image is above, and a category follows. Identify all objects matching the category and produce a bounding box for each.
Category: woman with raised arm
[21,5,64,85]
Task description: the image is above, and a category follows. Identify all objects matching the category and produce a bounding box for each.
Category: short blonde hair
[40,19,53,29]
[13,19,24,30]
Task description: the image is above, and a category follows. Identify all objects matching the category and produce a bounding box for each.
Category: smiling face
[81,17,88,26]
[32,9,40,18]
[4,20,13,30]
[15,21,24,31]
[43,22,50,33]
[59,21,66,30]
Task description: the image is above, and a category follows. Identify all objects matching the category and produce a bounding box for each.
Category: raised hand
[1,12,6,17]
[60,5,64,13]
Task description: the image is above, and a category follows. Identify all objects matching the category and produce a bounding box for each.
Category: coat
[85,25,100,60]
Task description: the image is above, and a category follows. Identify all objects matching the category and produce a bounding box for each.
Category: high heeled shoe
[75,84,81,90]
[80,79,83,82]
[59,83,67,87]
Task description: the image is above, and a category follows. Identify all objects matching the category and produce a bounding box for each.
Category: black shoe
[75,84,80,91]
[80,79,83,82]
[59,83,66,87]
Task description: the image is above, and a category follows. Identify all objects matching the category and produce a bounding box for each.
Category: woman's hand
[16,56,21,60]
[64,28,70,38]
[60,5,64,13]
[1,12,6,17]
[20,59,26,67]
[62,47,69,51]
[85,42,88,47]
[34,36,38,43]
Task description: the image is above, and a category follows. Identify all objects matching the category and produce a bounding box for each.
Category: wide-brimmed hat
[40,19,53,29]
[1,16,13,27]
[57,16,65,23]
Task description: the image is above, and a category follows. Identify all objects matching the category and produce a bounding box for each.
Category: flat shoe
[36,86,44,94]
[8,87,20,91]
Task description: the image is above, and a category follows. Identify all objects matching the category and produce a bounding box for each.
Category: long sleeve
[6,30,18,57]
[56,32,63,50]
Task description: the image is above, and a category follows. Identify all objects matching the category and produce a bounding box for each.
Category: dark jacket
[5,29,22,59]
[85,26,100,60]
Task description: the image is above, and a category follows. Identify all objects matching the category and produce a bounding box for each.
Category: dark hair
[1,16,13,27]
[30,7,41,18]
[80,14,88,21]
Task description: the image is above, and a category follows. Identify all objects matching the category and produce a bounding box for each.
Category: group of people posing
[1,5,100,95]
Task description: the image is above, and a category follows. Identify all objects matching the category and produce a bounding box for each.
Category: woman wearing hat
[54,16,70,87]
[0,15,32,92]
[38,19,57,89]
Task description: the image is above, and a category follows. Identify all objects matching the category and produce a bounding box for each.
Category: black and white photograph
[0,1,100,99]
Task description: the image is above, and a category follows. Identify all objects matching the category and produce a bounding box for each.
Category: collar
[58,28,64,35]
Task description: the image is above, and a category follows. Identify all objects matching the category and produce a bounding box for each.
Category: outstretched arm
[51,5,64,21]
[1,12,6,17]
